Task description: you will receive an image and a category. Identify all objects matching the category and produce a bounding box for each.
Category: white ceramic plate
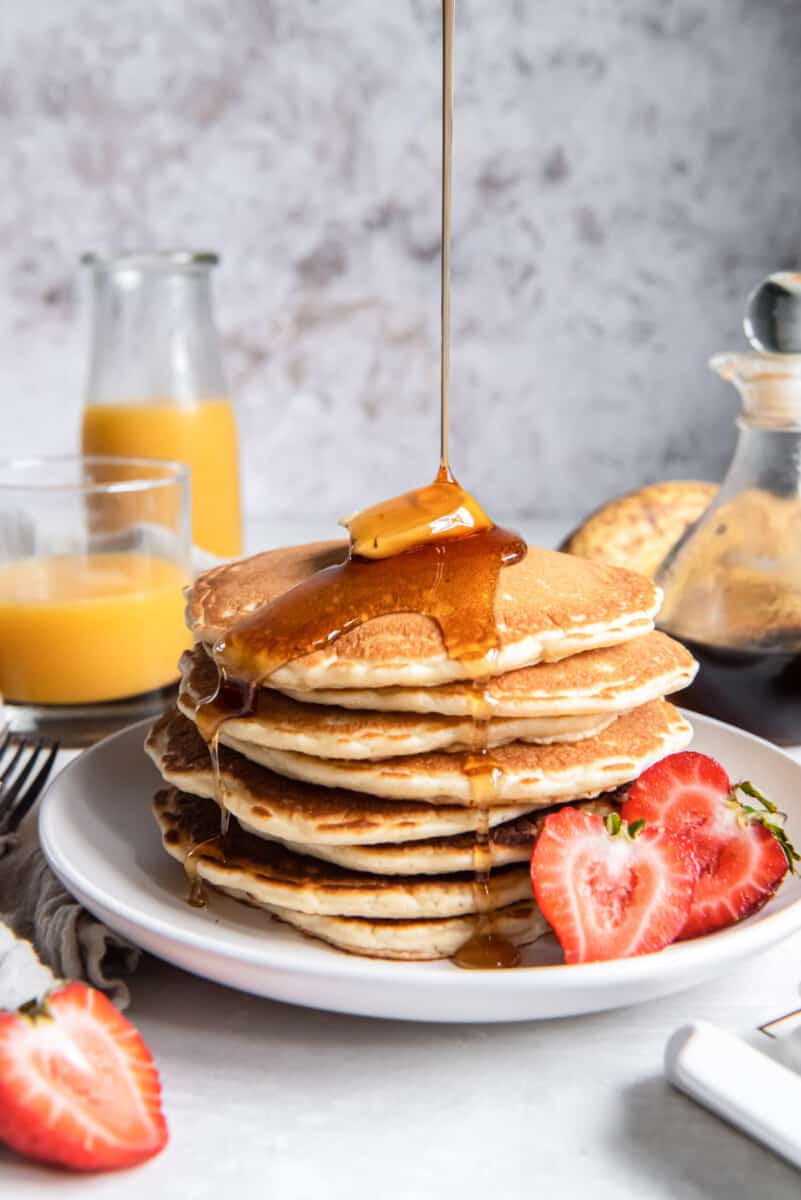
[39,713,801,1023]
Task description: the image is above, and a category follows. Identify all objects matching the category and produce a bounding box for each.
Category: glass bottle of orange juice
[80,251,243,559]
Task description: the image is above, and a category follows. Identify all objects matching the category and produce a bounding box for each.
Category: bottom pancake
[154,787,549,960]
[154,789,532,918]
[264,901,549,961]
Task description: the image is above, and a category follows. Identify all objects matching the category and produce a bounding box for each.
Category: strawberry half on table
[530,807,698,963]
[622,750,799,941]
[0,982,168,1172]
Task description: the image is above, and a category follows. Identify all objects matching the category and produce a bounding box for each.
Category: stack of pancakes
[146,541,697,961]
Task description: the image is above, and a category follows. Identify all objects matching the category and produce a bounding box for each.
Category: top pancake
[188,540,661,689]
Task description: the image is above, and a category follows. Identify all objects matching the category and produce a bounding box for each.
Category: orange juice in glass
[0,456,192,745]
[80,252,242,560]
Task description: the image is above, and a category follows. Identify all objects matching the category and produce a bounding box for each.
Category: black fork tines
[0,727,13,762]
[0,740,26,786]
[0,735,59,835]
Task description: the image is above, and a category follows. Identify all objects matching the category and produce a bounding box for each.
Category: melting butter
[343,467,493,560]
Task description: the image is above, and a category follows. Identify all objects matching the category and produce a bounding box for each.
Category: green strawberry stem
[604,812,646,841]
[738,780,779,813]
[730,781,801,875]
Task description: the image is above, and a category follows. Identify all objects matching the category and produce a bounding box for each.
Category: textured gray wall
[2,0,801,523]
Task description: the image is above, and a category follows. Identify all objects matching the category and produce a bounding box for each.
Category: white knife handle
[665,1021,801,1172]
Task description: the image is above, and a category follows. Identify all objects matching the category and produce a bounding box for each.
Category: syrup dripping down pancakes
[146,524,696,963]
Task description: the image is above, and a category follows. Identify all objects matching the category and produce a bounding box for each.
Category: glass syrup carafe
[658,273,801,744]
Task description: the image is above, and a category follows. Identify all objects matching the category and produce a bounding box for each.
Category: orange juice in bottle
[80,252,243,559]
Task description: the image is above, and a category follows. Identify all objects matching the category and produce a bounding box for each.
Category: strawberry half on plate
[530,807,697,963]
[0,981,168,1172]
[622,750,799,941]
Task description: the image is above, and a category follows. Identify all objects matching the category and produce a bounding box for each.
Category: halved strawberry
[530,807,697,963]
[0,982,168,1172]
[622,751,797,940]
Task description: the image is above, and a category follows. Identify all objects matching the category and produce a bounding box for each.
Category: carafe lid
[745,272,801,352]
[710,273,801,429]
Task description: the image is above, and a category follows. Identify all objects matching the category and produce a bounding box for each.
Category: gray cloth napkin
[0,832,140,1010]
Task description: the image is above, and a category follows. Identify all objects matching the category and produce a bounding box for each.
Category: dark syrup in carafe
[674,634,801,745]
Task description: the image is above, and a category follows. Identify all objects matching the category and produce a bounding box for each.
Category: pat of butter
[343,476,493,559]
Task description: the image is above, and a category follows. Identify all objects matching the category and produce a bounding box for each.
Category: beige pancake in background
[146,711,538,845]
[187,540,661,689]
[223,700,692,806]
[560,480,718,579]
[177,646,614,759]
[154,789,532,918]
[277,631,697,718]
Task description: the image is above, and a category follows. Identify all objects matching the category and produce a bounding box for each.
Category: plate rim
[38,710,801,992]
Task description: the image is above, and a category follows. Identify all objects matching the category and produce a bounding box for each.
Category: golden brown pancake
[177,645,614,759]
[222,700,692,806]
[154,789,531,918]
[265,903,549,961]
[146,710,539,845]
[276,797,618,875]
[187,540,661,689]
[276,631,697,717]
[561,480,718,578]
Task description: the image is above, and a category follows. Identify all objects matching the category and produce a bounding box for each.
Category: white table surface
[3,517,801,1198]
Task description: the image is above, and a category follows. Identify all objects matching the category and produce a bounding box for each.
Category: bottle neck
[712,351,801,431]
[84,266,227,407]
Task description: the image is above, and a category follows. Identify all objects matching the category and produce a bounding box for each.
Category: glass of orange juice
[0,455,192,745]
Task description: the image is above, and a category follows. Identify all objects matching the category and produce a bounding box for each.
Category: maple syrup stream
[186,0,525,967]
[439,0,453,473]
